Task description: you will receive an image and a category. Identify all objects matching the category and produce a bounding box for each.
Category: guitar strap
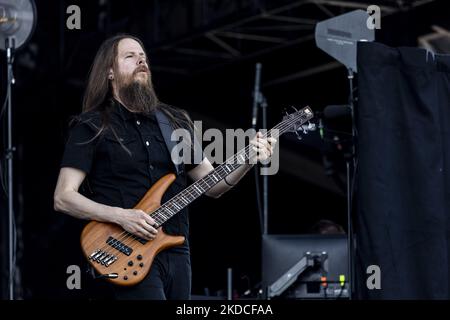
[155,110,184,176]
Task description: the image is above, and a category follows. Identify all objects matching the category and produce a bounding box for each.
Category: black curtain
[355,41,450,299]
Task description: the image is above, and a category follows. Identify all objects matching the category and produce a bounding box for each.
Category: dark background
[0,0,448,299]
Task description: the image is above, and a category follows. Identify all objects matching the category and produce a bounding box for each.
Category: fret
[156,208,166,218]
[202,178,211,188]
[193,184,203,194]
[185,187,196,199]
[172,202,182,211]
[152,210,163,221]
[228,163,238,171]
[169,203,178,213]
[198,180,209,190]
[157,209,169,220]
[156,209,170,224]
[214,170,222,180]
[164,206,175,216]
[208,175,217,184]
[218,169,227,180]
[180,195,189,205]
[177,200,184,209]
[152,208,165,222]
[182,190,193,201]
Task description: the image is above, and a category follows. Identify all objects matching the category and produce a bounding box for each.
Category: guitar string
[91,173,201,262]
[92,129,265,261]
[113,111,313,251]
[90,110,312,264]
[90,111,310,264]
[113,111,309,251]
[92,110,311,262]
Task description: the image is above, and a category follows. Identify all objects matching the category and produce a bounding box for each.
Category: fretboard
[149,107,312,226]
[150,151,250,226]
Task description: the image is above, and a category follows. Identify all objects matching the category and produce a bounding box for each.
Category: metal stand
[346,68,356,300]
[0,0,37,300]
[227,268,233,300]
[315,9,373,300]
[5,36,16,300]
[252,63,269,235]
[261,93,268,235]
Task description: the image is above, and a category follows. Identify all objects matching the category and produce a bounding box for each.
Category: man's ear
[108,68,114,80]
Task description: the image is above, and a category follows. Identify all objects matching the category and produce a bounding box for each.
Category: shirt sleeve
[60,118,99,174]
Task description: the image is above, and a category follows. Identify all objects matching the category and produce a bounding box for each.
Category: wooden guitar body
[80,173,184,286]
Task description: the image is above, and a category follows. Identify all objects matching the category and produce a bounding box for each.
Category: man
[54,34,276,300]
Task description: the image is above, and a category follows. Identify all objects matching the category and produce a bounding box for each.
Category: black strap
[155,110,184,176]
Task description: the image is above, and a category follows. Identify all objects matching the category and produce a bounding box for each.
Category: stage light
[0,0,37,50]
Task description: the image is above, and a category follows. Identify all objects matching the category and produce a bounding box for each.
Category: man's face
[113,38,151,89]
[111,38,158,113]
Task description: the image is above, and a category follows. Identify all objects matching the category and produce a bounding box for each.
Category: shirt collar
[111,99,157,122]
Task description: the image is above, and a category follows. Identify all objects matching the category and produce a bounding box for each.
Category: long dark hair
[80,34,192,142]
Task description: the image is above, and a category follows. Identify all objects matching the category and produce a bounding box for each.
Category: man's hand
[249,132,277,163]
[115,208,159,240]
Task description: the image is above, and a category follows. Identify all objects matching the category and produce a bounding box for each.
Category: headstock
[281,106,315,140]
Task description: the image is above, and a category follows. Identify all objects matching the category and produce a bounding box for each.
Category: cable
[0,89,10,195]
[0,88,9,119]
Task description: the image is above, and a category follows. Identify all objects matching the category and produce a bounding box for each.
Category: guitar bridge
[89,249,118,267]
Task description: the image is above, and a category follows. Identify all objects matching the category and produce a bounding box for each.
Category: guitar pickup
[106,236,133,256]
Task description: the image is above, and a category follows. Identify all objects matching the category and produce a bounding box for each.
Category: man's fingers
[256,140,273,156]
[136,226,154,240]
[252,146,268,159]
[256,137,275,149]
[251,140,266,150]
[143,214,158,227]
[260,139,271,150]
[141,220,158,235]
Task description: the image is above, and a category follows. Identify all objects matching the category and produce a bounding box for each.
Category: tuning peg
[295,130,303,141]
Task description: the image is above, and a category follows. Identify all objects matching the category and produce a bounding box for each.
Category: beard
[116,67,159,114]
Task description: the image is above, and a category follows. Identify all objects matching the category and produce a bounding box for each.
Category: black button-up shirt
[61,100,196,252]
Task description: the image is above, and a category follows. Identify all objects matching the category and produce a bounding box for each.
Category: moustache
[134,66,149,75]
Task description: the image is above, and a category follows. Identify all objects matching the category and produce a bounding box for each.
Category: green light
[339,275,345,286]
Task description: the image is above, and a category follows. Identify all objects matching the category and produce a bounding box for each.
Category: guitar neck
[150,107,312,225]
[150,142,255,225]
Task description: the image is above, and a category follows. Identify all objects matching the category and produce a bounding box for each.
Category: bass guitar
[81,106,314,286]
